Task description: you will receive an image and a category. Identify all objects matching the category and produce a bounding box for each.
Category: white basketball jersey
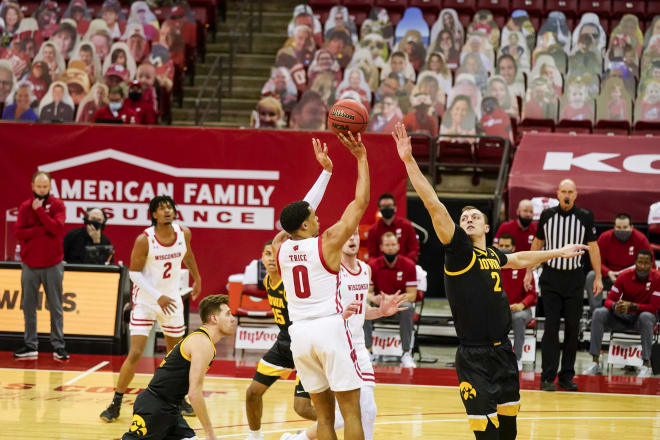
[136,223,187,301]
[340,260,370,346]
[278,237,341,322]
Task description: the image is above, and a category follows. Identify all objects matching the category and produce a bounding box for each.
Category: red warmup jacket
[123,97,157,124]
[92,105,138,124]
[15,196,65,268]
[367,217,420,263]
[494,219,537,252]
[605,268,660,315]
[597,229,653,276]
[501,267,537,308]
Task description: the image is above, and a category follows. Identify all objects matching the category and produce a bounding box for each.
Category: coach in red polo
[494,198,536,251]
[364,232,417,368]
[367,193,419,263]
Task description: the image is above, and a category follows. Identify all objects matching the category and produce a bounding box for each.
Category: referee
[526,179,603,392]
[393,124,587,439]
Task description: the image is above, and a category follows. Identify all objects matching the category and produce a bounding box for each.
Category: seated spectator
[1,81,38,121]
[421,52,452,97]
[70,41,101,85]
[559,79,594,122]
[364,232,418,368]
[530,54,563,97]
[0,59,16,114]
[92,85,137,123]
[129,1,159,42]
[84,19,112,61]
[367,193,419,263]
[597,77,632,122]
[76,82,108,122]
[287,4,322,47]
[123,79,155,124]
[39,81,74,122]
[122,22,149,65]
[283,24,315,67]
[587,213,653,312]
[486,75,518,120]
[60,60,91,106]
[250,96,285,128]
[523,76,558,120]
[583,250,659,378]
[496,54,524,99]
[479,96,513,143]
[396,30,427,73]
[34,0,60,39]
[103,42,136,80]
[368,93,403,133]
[62,0,92,36]
[103,63,129,88]
[415,71,446,118]
[33,41,65,80]
[288,90,326,130]
[324,5,357,44]
[429,29,460,70]
[403,91,438,136]
[261,67,298,112]
[63,207,113,264]
[430,8,464,59]
[1,2,22,39]
[25,61,51,102]
[51,19,78,60]
[335,67,371,111]
[494,199,536,250]
[635,79,660,122]
[99,0,125,40]
[440,94,477,140]
[496,234,538,369]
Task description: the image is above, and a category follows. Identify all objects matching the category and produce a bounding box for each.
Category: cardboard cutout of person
[287,4,322,47]
[289,90,327,130]
[430,8,464,55]
[429,29,460,69]
[420,52,452,96]
[480,96,513,142]
[496,54,525,98]
[597,76,632,122]
[403,91,439,136]
[33,41,66,80]
[447,73,483,118]
[369,92,403,133]
[523,76,558,120]
[457,51,489,94]
[324,6,358,44]
[415,70,446,117]
[347,47,380,92]
[503,10,536,54]
[102,41,136,80]
[537,11,571,53]
[396,29,427,72]
[395,7,429,46]
[250,95,286,129]
[336,67,372,111]
[486,75,519,120]
[360,7,394,46]
[531,54,564,97]
[38,80,74,121]
[635,79,660,122]
[468,9,500,50]
[460,32,494,73]
[261,66,298,112]
[76,82,108,122]
[440,94,477,141]
[560,79,595,122]
[571,13,607,54]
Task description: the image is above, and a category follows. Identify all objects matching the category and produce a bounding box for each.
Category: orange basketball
[327,99,369,135]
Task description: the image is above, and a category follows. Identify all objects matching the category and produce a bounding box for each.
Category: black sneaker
[540,381,556,392]
[557,379,578,391]
[100,401,121,422]
[13,346,38,358]
[180,398,195,417]
[53,347,69,360]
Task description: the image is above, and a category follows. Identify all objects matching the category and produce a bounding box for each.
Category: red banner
[508,133,660,223]
[0,123,407,303]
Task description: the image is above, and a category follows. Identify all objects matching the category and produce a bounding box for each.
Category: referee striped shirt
[536,205,597,270]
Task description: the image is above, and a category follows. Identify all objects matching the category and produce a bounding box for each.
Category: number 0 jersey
[444,224,511,346]
[263,273,292,341]
[277,236,341,322]
[135,223,187,302]
[340,260,370,346]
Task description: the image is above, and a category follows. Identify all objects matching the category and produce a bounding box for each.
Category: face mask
[384,252,397,263]
[33,191,49,202]
[614,230,632,242]
[636,269,650,280]
[380,207,395,220]
[84,218,105,230]
[518,215,532,228]
[109,101,122,112]
[128,91,142,102]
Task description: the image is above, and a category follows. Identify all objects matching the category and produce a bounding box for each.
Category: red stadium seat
[374,0,407,24]
[633,121,660,136]
[475,136,508,169]
[648,2,660,29]
[518,118,555,135]
[509,0,544,28]
[408,0,442,27]
[409,132,436,181]
[442,0,478,28]
[343,0,374,25]
[578,0,611,30]
[611,0,645,24]
[476,0,510,27]
[544,0,578,28]
[593,120,630,136]
[555,119,593,134]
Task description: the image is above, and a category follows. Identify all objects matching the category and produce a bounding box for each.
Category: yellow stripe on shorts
[256,360,291,379]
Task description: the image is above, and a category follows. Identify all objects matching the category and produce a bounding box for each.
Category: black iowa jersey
[147,327,215,404]
[264,273,292,341]
[444,224,511,345]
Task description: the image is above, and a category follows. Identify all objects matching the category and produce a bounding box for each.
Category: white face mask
[109,101,122,112]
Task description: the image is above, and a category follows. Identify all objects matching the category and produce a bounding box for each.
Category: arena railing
[194,55,224,126]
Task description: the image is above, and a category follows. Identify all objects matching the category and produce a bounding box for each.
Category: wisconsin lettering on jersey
[155,252,183,261]
[347,283,369,292]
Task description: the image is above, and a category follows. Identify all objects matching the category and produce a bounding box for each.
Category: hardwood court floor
[0,354,659,439]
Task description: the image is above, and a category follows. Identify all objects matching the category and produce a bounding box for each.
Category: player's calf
[293,396,317,421]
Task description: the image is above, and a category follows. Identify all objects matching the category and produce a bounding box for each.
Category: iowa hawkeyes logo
[459,381,477,400]
[129,414,148,436]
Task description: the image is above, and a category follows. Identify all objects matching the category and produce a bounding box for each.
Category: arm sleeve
[638,281,660,315]
[36,203,65,236]
[405,222,420,262]
[604,277,623,310]
[129,271,162,300]
[302,170,332,211]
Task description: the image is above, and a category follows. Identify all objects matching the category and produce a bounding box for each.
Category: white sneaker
[638,365,652,378]
[582,362,602,375]
[370,352,379,362]
[401,352,416,368]
[517,360,523,371]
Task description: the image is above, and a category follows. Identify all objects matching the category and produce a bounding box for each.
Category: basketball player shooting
[392,122,587,440]
[274,131,370,440]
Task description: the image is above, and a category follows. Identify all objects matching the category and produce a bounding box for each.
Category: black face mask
[380,207,395,220]
[384,252,397,263]
[33,192,49,202]
[518,215,532,228]
[84,218,105,230]
[128,91,142,102]
[614,230,632,243]
[636,269,650,280]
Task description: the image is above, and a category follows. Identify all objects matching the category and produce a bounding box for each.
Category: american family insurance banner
[0,123,407,303]
[508,133,660,223]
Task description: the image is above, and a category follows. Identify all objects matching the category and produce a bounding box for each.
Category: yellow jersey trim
[489,248,501,264]
[497,402,520,417]
[264,273,283,291]
[445,251,476,276]
[256,359,292,379]
[474,247,487,256]
[179,327,216,361]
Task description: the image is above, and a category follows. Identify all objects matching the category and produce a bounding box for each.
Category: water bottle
[14,244,21,262]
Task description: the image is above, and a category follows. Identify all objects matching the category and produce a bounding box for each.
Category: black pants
[540,266,585,383]
[122,390,194,440]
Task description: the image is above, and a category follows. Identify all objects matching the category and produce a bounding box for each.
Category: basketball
[327,99,369,135]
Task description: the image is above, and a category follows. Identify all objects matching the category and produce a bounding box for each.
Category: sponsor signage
[234,325,279,350]
[372,329,403,356]
[607,339,643,367]
[509,336,536,363]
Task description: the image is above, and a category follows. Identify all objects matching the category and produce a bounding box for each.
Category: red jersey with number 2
[278,236,341,322]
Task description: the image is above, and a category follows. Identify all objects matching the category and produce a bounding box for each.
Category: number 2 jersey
[133,223,187,303]
[263,273,292,342]
[444,224,511,346]
[277,236,341,322]
[340,260,370,346]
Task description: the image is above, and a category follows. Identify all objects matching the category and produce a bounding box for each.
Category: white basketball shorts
[130,289,186,338]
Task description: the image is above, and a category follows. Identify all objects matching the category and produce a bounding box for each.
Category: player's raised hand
[157,295,177,315]
[336,131,366,159]
[557,244,588,259]
[342,300,362,319]
[391,122,413,162]
[379,291,409,317]
[312,138,333,172]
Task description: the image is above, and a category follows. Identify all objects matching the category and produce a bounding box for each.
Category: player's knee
[245,382,266,401]
[126,347,144,363]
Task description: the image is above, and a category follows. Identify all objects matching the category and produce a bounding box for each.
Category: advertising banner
[607,339,644,367]
[234,325,279,350]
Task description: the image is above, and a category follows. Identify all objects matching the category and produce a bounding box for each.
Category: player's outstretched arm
[322,131,370,269]
[392,122,454,245]
[302,138,333,211]
[365,291,408,320]
[187,335,217,440]
[503,244,589,269]
[182,227,202,300]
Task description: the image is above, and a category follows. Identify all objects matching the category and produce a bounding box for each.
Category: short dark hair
[32,170,51,182]
[615,213,632,224]
[263,240,273,251]
[391,51,405,60]
[378,193,396,206]
[199,294,230,323]
[499,233,515,245]
[280,200,311,234]
[149,195,177,225]
[461,205,489,224]
[636,249,653,261]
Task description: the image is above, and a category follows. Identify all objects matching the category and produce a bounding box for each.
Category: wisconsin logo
[459,381,477,400]
[129,414,147,436]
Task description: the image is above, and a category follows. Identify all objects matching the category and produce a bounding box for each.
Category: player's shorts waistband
[459,338,511,348]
